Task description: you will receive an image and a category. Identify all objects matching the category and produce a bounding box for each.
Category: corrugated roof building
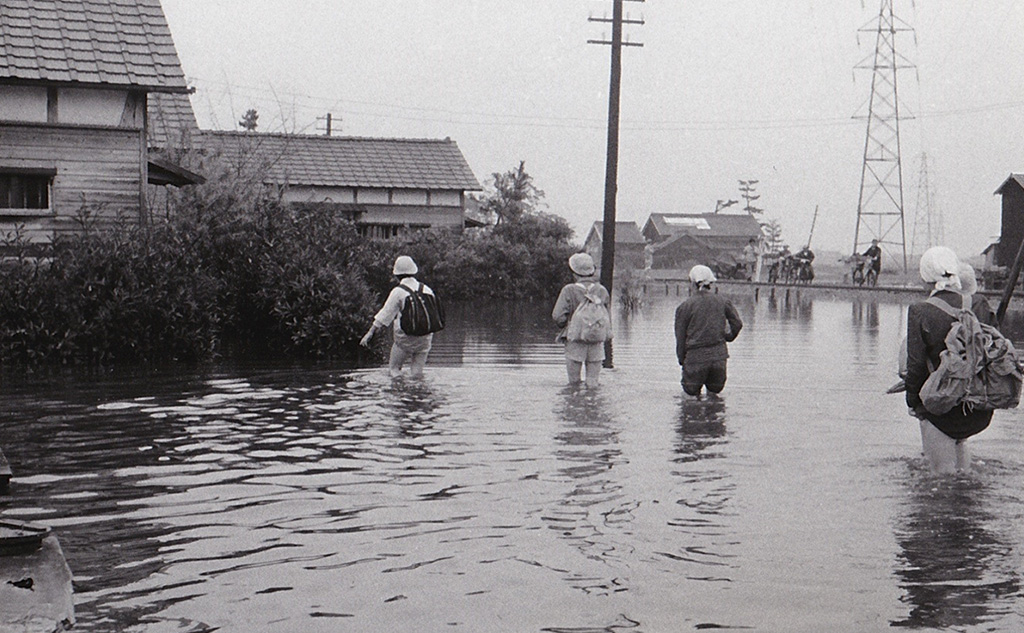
[642,212,764,271]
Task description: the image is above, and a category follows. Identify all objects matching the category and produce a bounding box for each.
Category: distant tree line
[0,160,577,366]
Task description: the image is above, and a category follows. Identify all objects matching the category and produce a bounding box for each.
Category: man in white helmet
[360,255,439,378]
[674,265,743,397]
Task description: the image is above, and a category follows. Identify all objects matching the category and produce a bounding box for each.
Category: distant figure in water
[552,253,611,388]
[905,247,992,474]
[675,265,743,397]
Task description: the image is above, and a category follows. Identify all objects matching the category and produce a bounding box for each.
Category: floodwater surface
[3,290,1024,632]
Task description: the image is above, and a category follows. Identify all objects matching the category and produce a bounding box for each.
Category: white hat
[689,264,716,286]
[918,246,960,292]
[392,255,418,276]
[568,252,596,276]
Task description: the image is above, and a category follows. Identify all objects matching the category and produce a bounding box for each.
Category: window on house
[0,170,55,213]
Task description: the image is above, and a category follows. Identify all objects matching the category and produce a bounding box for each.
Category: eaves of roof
[199,131,481,191]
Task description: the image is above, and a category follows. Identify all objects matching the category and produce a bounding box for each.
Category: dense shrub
[370,212,578,301]
[0,167,578,365]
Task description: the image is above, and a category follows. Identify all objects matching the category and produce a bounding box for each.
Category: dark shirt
[674,292,743,365]
[905,290,963,409]
[862,245,881,271]
[972,294,998,327]
[795,248,814,262]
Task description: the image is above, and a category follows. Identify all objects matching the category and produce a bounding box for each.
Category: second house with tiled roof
[199,131,481,238]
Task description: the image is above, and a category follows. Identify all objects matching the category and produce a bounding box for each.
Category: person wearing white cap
[958,262,997,327]
[905,246,992,473]
[674,265,743,397]
[552,252,611,387]
[360,255,438,378]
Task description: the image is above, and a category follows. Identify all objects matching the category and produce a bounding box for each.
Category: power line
[185,76,1024,133]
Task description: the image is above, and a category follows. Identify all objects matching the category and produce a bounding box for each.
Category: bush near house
[0,193,578,366]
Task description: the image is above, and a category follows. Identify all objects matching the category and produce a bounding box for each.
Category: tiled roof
[199,132,481,190]
[148,91,198,149]
[0,0,188,92]
[589,221,646,244]
[646,212,763,238]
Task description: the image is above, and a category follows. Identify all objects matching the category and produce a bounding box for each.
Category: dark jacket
[905,290,992,439]
[674,291,743,365]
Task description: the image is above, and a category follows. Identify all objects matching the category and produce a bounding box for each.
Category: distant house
[583,221,645,271]
[648,232,729,271]
[0,0,198,245]
[641,212,763,269]
[198,132,480,238]
[993,174,1024,268]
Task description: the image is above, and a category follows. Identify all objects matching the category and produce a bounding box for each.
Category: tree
[480,161,545,225]
[239,108,259,131]
[761,217,784,253]
[738,179,764,215]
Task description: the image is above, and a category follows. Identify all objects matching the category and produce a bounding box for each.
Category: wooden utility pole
[589,0,643,366]
[996,234,1024,325]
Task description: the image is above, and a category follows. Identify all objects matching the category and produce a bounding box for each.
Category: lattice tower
[853,0,915,271]
[910,152,943,260]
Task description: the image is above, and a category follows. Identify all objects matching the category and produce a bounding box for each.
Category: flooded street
[3,290,1024,632]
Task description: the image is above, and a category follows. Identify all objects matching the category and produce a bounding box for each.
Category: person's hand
[359,329,374,348]
[908,406,927,420]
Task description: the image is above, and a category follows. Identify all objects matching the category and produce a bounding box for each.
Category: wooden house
[993,174,1024,268]
[0,0,196,246]
[642,212,763,269]
[198,132,480,238]
[583,221,646,271]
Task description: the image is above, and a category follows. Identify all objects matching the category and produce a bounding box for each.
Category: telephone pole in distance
[589,0,643,366]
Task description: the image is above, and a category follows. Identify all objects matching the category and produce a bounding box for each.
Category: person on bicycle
[862,239,882,278]
[794,245,815,282]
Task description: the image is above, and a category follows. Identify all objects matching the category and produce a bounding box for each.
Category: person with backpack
[359,255,443,378]
[904,247,1020,473]
[958,263,997,327]
[675,265,743,397]
[552,253,612,388]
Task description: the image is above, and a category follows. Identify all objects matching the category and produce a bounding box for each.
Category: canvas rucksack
[919,296,1023,415]
[566,282,613,343]
[398,282,445,336]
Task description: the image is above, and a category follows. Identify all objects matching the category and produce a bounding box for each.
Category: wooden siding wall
[0,123,143,242]
[1000,188,1024,268]
[359,204,464,229]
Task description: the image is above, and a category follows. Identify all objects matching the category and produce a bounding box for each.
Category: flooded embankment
[2,291,1024,632]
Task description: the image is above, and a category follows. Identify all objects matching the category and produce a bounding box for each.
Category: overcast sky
[161,0,1024,262]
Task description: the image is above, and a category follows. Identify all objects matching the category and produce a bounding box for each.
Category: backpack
[398,282,445,336]
[918,296,1023,415]
[566,282,613,343]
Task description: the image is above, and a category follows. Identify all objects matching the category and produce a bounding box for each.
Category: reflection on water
[892,468,1022,629]
[2,295,1024,631]
[549,389,630,596]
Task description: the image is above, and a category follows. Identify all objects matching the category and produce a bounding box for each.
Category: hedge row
[0,197,577,366]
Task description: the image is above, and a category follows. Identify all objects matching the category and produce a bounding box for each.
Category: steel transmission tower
[910,152,943,259]
[853,0,915,272]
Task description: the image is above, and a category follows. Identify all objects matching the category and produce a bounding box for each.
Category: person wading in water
[674,265,743,398]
